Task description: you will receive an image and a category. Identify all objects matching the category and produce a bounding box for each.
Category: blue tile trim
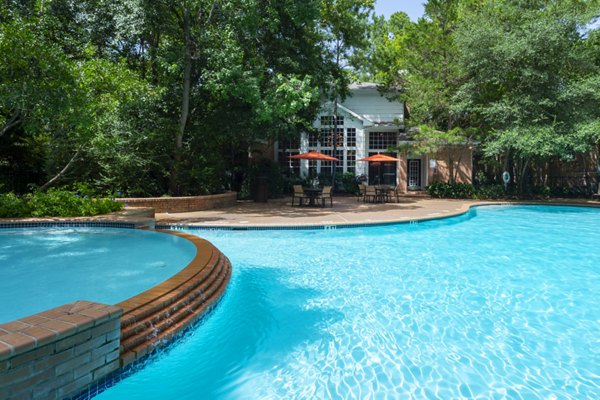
[154,212,463,231]
[0,221,136,229]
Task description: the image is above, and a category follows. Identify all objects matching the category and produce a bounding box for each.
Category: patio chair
[357,184,367,202]
[386,185,401,203]
[318,186,333,207]
[292,185,308,206]
[364,186,378,203]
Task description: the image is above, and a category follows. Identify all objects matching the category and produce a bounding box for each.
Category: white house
[275,82,473,192]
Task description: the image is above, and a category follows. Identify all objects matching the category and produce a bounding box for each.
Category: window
[319,150,343,172]
[321,128,343,147]
[320,115,344,127]
[335,150,344,173]
[346,128,356,147]
[346,150,356,169]
[279,137,300,151]
[308,132,319,147]
[369,131,398,150]
[278,150,300,176]
[277,137,301,176]
[320,149,334,168]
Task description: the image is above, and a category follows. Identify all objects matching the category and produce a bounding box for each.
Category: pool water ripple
[96,205,599,399]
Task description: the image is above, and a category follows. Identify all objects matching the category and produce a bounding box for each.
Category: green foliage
[543,185,595,198]
[1,0,362,197]
[282,174,311,194]
[427,182,475,199]
[238,160,288,200]
[340,172,360,194]
[0,188,123,218]
[426,180,594,200]
[474,184,506,199]
[454,0,600,190]
[0,193,31,218]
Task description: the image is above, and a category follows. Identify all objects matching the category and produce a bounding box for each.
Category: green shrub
[0,188,123,218]
[427,182,475,199]
[548,185,592,198]
[0,193,31,218]
[474,184,506,199]
[238,160,288,200]
[340,172,359,194]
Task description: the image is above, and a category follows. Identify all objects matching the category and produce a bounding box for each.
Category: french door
[407,159,422,189]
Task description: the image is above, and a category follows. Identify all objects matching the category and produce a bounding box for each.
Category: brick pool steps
[116,230,232,367]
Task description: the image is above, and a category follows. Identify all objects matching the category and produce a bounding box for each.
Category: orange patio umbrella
[289,150,340,161]
[358,153,402,162]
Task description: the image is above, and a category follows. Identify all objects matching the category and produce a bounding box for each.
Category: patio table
[374,186,391,203]
[302,187,323,207]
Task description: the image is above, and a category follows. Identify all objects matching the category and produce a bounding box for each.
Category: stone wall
[0,301,122,399]
[117,192,237,213]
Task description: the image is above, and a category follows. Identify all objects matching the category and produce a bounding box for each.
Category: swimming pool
[0,227,197,323]
[96,205,599,399]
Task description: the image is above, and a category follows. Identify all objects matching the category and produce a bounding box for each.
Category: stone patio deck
[155,195,600,228]
[155,196,479,228]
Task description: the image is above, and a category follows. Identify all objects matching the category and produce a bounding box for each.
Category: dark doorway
[368,153,397,185]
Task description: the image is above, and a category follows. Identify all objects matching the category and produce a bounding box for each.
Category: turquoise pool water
[96,205,599,399]
[0,227,197,323]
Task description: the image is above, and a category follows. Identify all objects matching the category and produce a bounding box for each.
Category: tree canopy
[1,0,599,197]
[360,0,600,190]
[0,0,374,196]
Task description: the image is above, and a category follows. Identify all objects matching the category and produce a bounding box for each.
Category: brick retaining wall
[0,301,122,399]
[116,192,237,213]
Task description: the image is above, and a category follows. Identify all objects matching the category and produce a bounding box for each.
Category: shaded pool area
[93,205,600,399]
[0,227,197,323]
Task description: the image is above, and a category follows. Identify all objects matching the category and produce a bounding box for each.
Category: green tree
[455,0,600,191]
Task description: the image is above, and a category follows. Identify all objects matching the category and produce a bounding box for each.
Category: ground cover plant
[0,188,123,218]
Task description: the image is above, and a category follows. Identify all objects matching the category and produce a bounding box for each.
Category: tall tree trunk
[169,6,193,196]
[447,146,454,183]
[453,147,463,183]
[0,109,21,137]
[39,145,83,191]
[519,157,530,194]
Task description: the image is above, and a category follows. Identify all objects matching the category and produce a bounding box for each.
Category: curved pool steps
[116,231,232,367]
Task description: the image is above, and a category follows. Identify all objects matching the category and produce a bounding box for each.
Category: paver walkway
[155,196,600,228]
[155,196,487,227]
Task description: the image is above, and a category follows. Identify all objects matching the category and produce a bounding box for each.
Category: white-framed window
[308,132,319,147]
[320,115,344,127]
[321,128,343,148]
[369,131,398,150]
[346,150,356,169]
[346,128,356,147]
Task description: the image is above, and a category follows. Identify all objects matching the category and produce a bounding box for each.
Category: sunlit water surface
[95,205,599,399]
[0,227,196,322]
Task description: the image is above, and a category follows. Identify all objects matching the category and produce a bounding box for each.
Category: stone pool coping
[0,225,231,399]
